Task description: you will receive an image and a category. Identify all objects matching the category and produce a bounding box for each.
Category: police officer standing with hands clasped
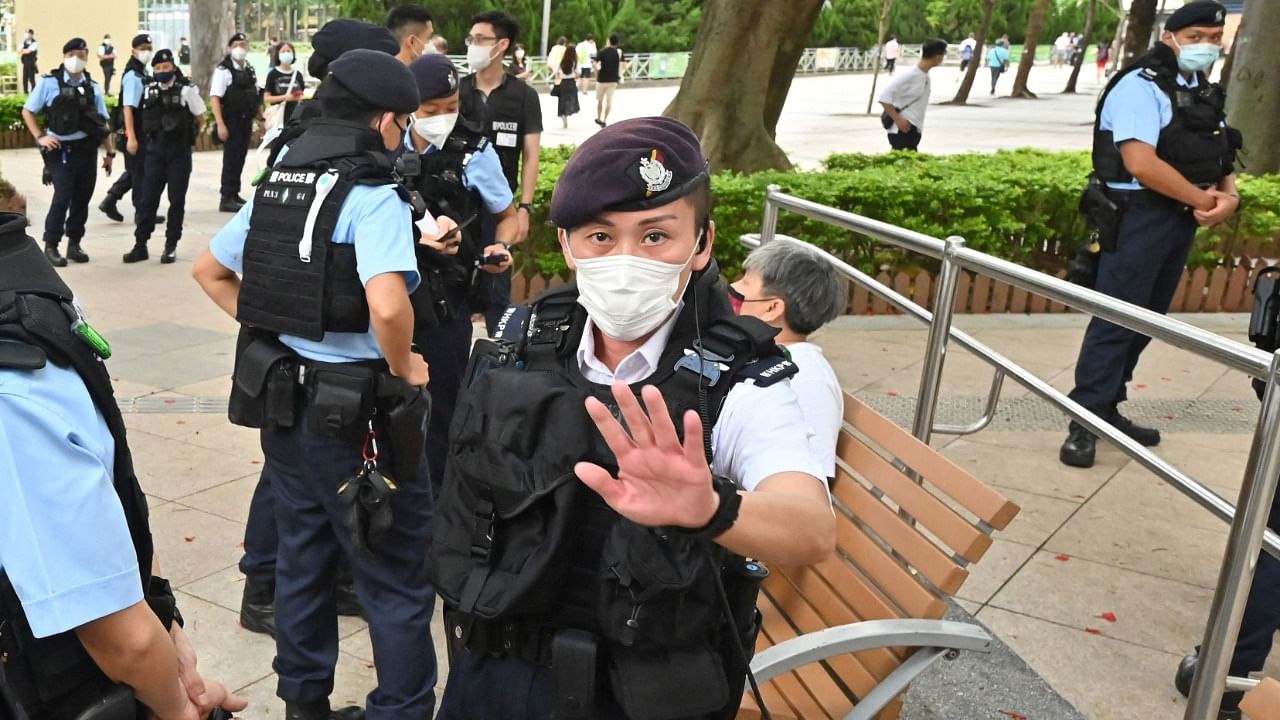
[211,33,261,213]
[21,37,114,268]
[431,117,836,719]
[194,49,437,720]
[1062,0,1240,468]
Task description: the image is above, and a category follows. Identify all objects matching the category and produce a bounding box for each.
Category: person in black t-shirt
[264,43,305,124]
[459,10,543,333]
[594,33,624,128]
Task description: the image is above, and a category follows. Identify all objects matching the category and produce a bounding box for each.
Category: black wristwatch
[517,202,534,213]
[678,475,741,540]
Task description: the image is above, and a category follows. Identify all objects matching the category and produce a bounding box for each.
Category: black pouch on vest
[607,643,729,720]
[229,330,299,430]
[378,374,432,484]
[597,520,719,650]
[306,365,377,442]
[551,629,597,719]
[1078,177,1122,253]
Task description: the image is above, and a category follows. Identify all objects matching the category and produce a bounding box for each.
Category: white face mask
[569,236,699,342]
[467,43,496,71]
[279,51,294,65]
[412,112,458,149]
[230,46,248,62]
[63,56,86,74]
[136,49,152,64]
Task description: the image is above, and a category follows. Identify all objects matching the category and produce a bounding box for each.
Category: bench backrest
[740,392,1020,719]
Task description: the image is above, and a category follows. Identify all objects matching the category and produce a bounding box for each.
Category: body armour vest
[236,119,405,341]
[0,216,176,719]
[409,123,492,330]
[109,60,148,138]
[141,79,195,146]
[218,56,259,116]
[430,266,799,717]
[44,69,104,138]
[1092,43,1239,187]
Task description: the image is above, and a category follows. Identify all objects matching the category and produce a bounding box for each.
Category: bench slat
[834,505,947,618]
[837,433,993,563]
[757,592,857,717]
[773,560,910,657]
[843,394,1019,530]
[757,602,840,720]
[831,468,970,595]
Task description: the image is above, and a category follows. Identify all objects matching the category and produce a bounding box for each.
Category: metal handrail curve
[753,186,1280,720]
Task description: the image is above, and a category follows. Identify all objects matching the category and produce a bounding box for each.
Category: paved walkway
[5,69,1277,718]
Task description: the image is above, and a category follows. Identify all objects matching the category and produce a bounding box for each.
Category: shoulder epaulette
[734,356,798,388]
[493,304,531,343]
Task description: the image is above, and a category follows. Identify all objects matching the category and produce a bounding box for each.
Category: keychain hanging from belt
[338,419,400,557]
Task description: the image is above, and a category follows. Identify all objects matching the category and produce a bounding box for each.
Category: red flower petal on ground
[1134,384,1147,389]
[176,419,187,425]
[999,711,1028,720]
[1232,406,1243,413]
[184,536,195,542]
[887,391,898,397]
[1097,612,1117,623]
[1160,376,1172,381]
[1160,415,1175,420]
[251,460,262,464]
[1054,554,1070,562]
[1085,627,1104,635]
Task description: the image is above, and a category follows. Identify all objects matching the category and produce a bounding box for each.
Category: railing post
[760,185,781,245]
[1184,349,1280,720]
[911,236,965,445]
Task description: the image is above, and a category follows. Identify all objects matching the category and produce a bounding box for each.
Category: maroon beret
[549,116,709,230]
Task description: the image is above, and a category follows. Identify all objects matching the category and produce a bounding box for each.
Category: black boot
[284,700,364,720]
[1174,650,1244,719]
[65,242,89,263]
[335,580,363,618]
[219,196,246,212]
[122,243,149,264]
[1059,422,1096,468]
[1110,412,1161,447]
[239,578,276,639]
[44,244,67,267]
[160,241,177,264]
[98,197,123,222]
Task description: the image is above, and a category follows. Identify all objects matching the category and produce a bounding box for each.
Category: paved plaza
[4,66,1277,718]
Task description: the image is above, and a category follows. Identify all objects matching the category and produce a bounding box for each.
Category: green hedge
[519,148,1280,281]
[0,94,120,131]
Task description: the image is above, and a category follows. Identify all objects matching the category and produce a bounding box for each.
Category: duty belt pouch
[551,629,597,719]
[1079,177,1122,253]
[378,374,432,484]
[229,330,299,430]
[1249,268,1280,351]
[306,365,377,442]
[607,643,729,720]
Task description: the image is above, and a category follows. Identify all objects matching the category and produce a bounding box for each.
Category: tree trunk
[951,0,999,105]
[1121,0,1157,69]
[1009,0,1051,98]
[1064,0,1097,93]
[191,0,236,101]
[1226,0,1280,175]
[864,0,896,114]
[664,0,825,173]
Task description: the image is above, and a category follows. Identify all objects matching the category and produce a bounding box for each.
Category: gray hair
[743,241,845,335]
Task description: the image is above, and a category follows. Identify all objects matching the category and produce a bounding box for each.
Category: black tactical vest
[431,267,797,717]
[237,119,405,341]
[141,78,195,146]
[218,56,259,116]
[43,69,103,138]
[0,216,176,719]
[1092,43,1239,187]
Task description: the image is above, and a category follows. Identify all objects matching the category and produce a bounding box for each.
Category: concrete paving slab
[148,502,246,587]
[174,590,277,693]
[955,538,1038,606]
[1092,462,1241,536]
[983,486,1083,548]
[180,472,261,526]
[129,431,263,501]
[232,651,383,717]
[940,432,1123,502]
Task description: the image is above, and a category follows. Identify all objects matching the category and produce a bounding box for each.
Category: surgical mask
[154,71,175,84]
[569,237,699,341]
[136,50,152,64]
[1173,38,1220,73]
[412,112,458,149]
[279,51,294,65]
[515,50,525,61]
[230,46,248,62]
[467,43,496,72]
[63,56,86,74]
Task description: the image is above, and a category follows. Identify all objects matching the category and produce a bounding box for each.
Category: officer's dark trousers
[418,311,474,499]
[220,113,254,200]
[135,142,191,247]
[21,65,36,94]
[888,128,922,152]
[238,467,277,586]
[1227,486,1280,677]
[42,139,97,248]
[1068,201,1198,417]
[262,419,437,719]
[106,143,145,209]
[101,66,114,96]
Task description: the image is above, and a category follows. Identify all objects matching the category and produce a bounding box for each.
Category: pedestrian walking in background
[552,45,579,128]
[264,43,305,128]
[508,43,532,80]
[878,38,946,152]
[1097,40,1112,82]
[959,32,976,76]
[575,33,596,93]
[988,38,1011,94]
[594,33,624,127]
[883,34,900,74]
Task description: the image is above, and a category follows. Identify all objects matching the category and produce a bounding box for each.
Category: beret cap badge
[638,151,673,195]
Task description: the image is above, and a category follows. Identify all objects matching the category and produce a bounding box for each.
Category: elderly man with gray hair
[730,240,846,478]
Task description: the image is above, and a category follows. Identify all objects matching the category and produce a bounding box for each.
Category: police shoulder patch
[736,356,798,388]
[494,303,531,343]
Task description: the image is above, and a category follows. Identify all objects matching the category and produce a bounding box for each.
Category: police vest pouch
[1079,176,1121,253]
[67,685,136,720]
[305,364,379,442]
[229,329,299,430]
[551,629,598,719]
[607,642,730,720]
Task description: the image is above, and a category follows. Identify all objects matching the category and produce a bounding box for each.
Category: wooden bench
[739,392,1021,719]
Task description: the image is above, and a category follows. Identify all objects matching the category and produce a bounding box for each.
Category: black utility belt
[1109,188,1194,210]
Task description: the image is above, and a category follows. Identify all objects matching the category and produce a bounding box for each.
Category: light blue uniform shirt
[0,355,142,639]
[121,67,146,109]
[22,71,109,142]
[210,161,421,364]
[1100,70,1199,190]
[402,131,515,215]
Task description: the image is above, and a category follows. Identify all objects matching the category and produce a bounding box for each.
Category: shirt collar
[576,302,684,385]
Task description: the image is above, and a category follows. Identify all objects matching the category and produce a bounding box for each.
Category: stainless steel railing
[749,185,1280,720]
